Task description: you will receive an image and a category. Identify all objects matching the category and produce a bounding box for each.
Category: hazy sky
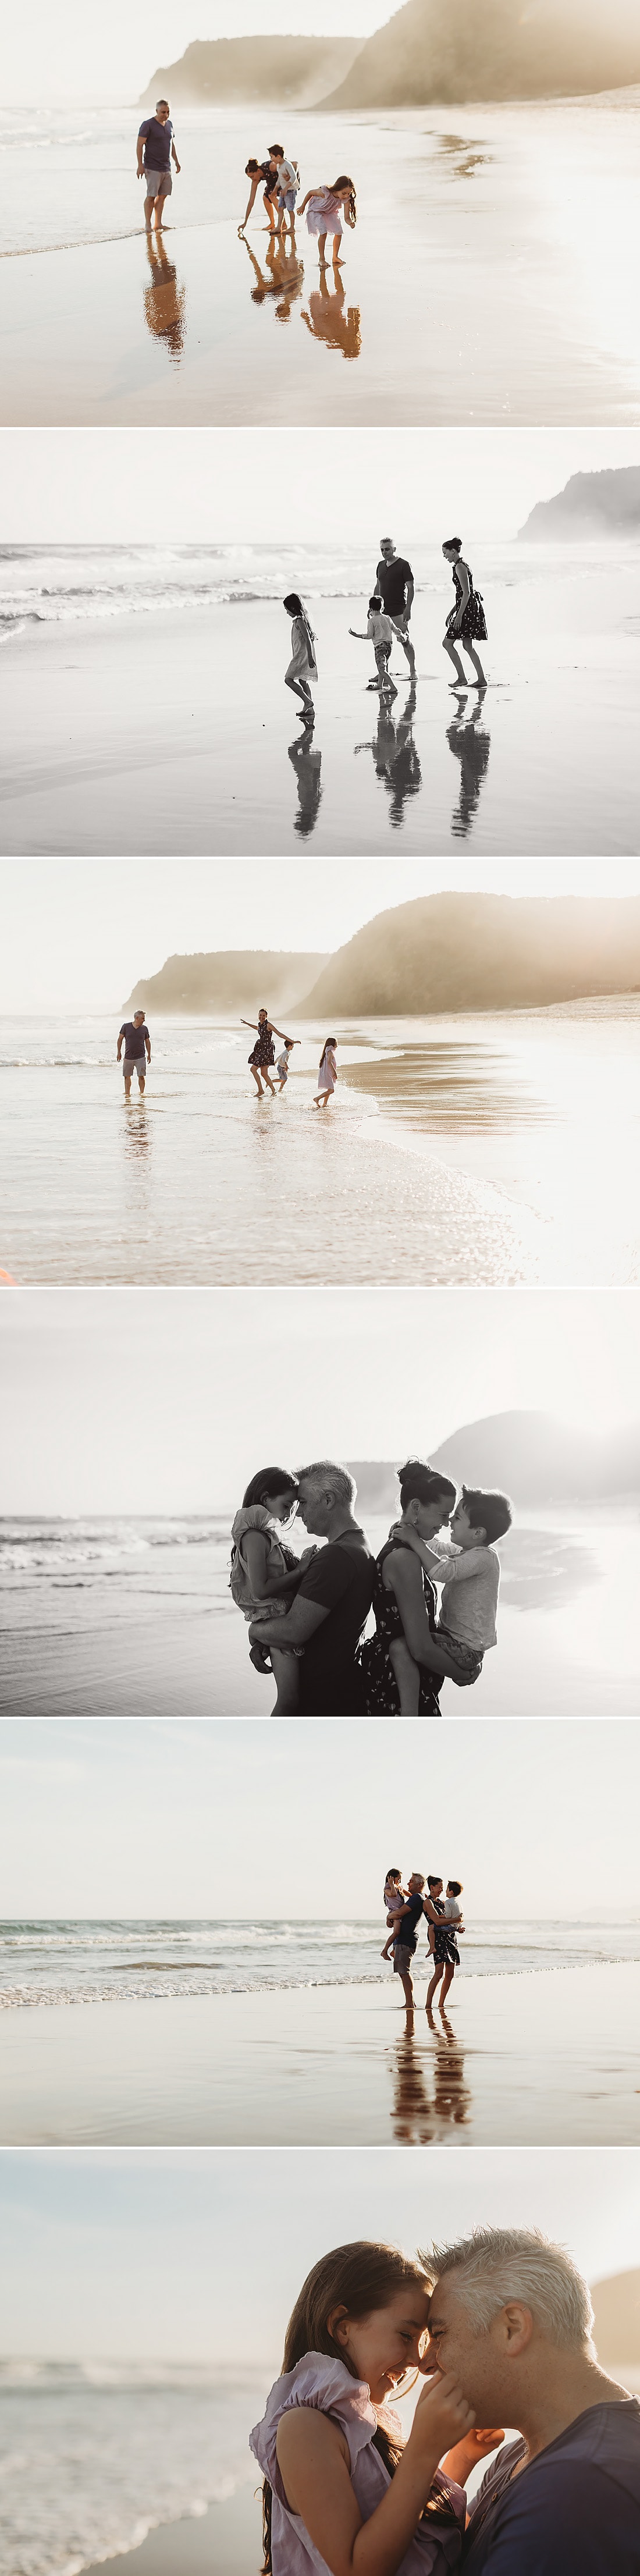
[1,1717,637,1917]
[5,428,640,546]
[3,859,640,1015]
[5,0,390,106]
[1,2146,637,2362]
[1,1289,637,1513]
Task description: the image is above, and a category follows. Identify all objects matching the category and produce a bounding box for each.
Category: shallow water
[2,1914,639,2007]
[1,1503,638,1715]
[1,553,638,857]
[2,100,640,424]
[1,1003,638,1287]
[0,2371,265,2576]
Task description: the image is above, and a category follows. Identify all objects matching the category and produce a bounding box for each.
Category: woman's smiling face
[331,2284,432,2403]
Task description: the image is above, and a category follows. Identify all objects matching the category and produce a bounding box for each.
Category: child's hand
[440,2425,505,2486]
[298,1545,318,1565]
[407,2370,475,2465]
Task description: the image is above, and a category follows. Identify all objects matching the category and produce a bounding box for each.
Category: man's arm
[137,125,147,176]
[145,1032,151,1060]
[172,139,181,171]
[250,1594,330,1648]
[404,575,415,618]
[116,1026,125,1060]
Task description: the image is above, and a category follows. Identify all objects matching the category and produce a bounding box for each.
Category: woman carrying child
[297,176,357,267]
[241,1009,293,1096]
[283,594,318,726]
[426,1882,465,2016]
[229,1466,316,1714]
[251,2238,503,2576]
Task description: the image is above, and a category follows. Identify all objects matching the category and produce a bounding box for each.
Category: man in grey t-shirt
[117,1011,151,1096]
[137,100,181,232]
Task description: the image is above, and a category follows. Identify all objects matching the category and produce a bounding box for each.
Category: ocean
[2,1916,640,2010]
[2,1001,639,1288]
[0,2364,266,2576]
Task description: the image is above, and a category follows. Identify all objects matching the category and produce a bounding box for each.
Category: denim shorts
[144,168,172,197]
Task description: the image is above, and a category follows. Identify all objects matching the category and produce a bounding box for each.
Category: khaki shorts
[393,1945,415,1975]
[144,168,172,198]
[123,1058,147,1078]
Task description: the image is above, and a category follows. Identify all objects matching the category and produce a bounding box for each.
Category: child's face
[333,2286,431,2404]
[266,1490,298,1525]
[451,1504,481,1549]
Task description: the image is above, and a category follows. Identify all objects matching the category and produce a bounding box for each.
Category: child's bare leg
[389,1636,421,1714]
[269,1647,300,1715]
[318,232,328,263]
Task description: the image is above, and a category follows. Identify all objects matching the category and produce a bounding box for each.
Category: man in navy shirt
[137,100,181,232]
[117,1011,151,1097]
[419,2226,640,2576]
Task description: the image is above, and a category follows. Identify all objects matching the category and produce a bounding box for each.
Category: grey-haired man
[137,101,181,232]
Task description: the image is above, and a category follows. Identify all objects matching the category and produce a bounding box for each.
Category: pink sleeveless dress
[250,2351,465,2576]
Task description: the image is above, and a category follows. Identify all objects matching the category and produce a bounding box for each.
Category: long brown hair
[260,2239,451,2571]
[332,175,357,225]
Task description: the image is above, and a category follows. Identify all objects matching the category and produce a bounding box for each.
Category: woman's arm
[240,1018,259,1031]
[240,175,260,227]
[276,2372,474,2576]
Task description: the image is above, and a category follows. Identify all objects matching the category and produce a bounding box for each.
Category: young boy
[349,598,396,693]
[390,1485,512,1709]
[276,1039,296,1091]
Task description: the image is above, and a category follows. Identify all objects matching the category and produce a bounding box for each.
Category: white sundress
[250,2351,465,2576]
[318,1047,336,1093]
[286,614,318,687]
[305,189,343,239]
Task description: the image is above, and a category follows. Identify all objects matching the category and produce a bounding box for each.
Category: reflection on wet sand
[301,271,361,362]
[339,1040,548,1132]
[241,233,304,321]
[447,689,491,838]
[143,235,186,363]
[354,686,422,830]
[390,2007,470,2142]
[287,732,323,838]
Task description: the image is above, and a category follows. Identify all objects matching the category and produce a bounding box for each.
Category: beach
[1,1961,638,2147]
[2,100,640,425]
[0,2365,267,2576]
[1,1500,638,1716]
[1,564,639,856]
[4,1000,640,1288]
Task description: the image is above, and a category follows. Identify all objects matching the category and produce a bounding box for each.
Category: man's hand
[173,158,181,173]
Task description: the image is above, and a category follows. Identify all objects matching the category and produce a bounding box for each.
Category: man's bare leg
[137,1074,145,1093]
[123,1075,133,1099]
[398,1966,415,2007]
[144,195,154,231]
[154,193,166,230]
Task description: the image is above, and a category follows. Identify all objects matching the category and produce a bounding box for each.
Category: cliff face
[349,1413,640,1509]
[123,951,329,1016]
[520,466,640,540]
[293,895,640,1019]
[322,0,640,108]
[138,37,362,110]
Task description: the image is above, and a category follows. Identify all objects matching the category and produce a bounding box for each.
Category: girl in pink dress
[251,2240,504,2575]
[297,176,357,266]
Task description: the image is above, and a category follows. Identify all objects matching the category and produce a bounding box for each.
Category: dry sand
[1,1961,638,2147]
[1,585,639,857]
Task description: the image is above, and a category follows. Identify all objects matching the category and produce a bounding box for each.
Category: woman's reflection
[446,688,491,838]
[143,233,186,363]
[354,684,422,830]
[287,731,323,838]
[241,232,304,321]
[426,2005,471,2130]
[301,269,361,361]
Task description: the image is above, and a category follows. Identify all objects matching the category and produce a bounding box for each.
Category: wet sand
[3,102,640,426]
[1,579,639,856]
[82,2487,262,2576]
[1,1962,638,2147]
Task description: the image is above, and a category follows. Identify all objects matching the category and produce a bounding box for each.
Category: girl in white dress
[313,1037,337,1109]
[283,592,318,725]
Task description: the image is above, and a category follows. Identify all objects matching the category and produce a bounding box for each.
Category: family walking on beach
[241,1012,337,1108]
[229,1458,511,1715]
[383,1869,465,2014]
[251,2230,640,2575]
[283,535,488,731]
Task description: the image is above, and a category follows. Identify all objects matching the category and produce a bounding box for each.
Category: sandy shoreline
[1,585,639,856]
[3,102,640,426]
[81,2487,262,2576]
[1,1961,638,2147]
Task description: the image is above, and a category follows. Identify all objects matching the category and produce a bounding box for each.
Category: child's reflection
[287,733,323,838]
[301,269,361,361]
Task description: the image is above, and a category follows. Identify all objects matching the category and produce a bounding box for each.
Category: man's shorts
[144,168,172,198]
[393,1945,415,1975]
[123,1057,146,1079]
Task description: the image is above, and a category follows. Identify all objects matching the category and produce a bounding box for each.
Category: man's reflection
[354,685,422,830]
[288,731,322,838]
[241,232,304,321]
[301,269,361,361]
[143,233,186,363]
[426,2005,471,2130]
[447,688,490,838]
[122,1097,152,1165]
[390,2012,436,2145]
